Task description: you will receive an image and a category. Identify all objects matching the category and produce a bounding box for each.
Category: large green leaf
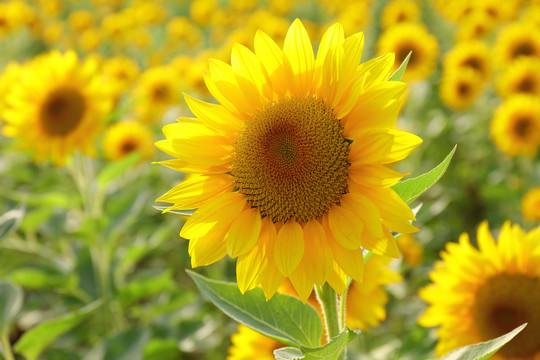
[0,281,23,337]
[438,323,526,360]
[388,51,411,81]
[392,145,456,204]
[274,347,304,360]
[300,327,358,359]
[188,271,322,348]
[14,301,102,360]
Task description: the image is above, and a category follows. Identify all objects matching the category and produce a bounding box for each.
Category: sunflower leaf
[188,271,322,348]
[0,281,23,337]
[299,327,359,359]
[388,51,411,81]
[274,347,305,360]
[392,145,457,204]
[97,151,141,189]
[437,323,526,360]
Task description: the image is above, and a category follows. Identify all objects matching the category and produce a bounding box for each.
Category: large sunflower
[490,95,540,157]
[1,50,112,166]
[156,19,422,301]
[418,222,540,359]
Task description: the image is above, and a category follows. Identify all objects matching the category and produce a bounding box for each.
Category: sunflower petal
[274,221,304,276]
[283,19,315,96]
[226,207,263,258]
[302,220,333,286]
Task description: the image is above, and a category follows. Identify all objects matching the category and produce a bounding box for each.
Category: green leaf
[153,205,196,216]
[103,327,151,360]
[274,347,304,360]
[118,270,175,307]
[438,323,526,360]
[97,152,141,189]
[188,271,322,348]
[392,145,456,204]
[0,208,24,239]
[9,267,77,290]
[300,327,359,359]
[388,51,411,81]
[14,301,102,360]
[0,281,23,337]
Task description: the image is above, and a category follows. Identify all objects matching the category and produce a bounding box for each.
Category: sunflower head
[440,67,484,111]
[443,40,491,82]
[522,187,540,222]
[496,57,540,99]
[494,22,540,68]
[156,19,422,301]
[381,0,421,30]
[419,221,540,359]
[490,95,540,157]
[102,120,155,161]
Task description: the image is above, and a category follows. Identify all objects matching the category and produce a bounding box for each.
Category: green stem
[1,335,15,360]
[315,284,340,341]
[338,277,352,331]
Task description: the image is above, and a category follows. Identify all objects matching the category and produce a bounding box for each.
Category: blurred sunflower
[101,56,141,104]
[494,22,540,67]
[440,68,484,111]
[443,41,491,82]
[1,50,111,166]
[454,12,496,42]
[133,65,181,124]
[496,57,540,99]
[490,95,540,157]
[522,187,540,222]
[0,62,21,114]
[102,120,155,161]
[228,324,285,360]
[419,221,540,359]
[156,19,422,301]
[396,233,423,267]
[377,23,439,82]
[380,0,420,30]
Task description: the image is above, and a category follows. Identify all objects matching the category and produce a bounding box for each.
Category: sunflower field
[1,0,539,359]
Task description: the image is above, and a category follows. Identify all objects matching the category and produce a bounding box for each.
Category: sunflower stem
[315,283,341,342]
[1,335,15,360]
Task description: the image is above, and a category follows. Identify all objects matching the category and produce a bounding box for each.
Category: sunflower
[439,68,484,111]
[380,0,421,30]
[228,324,286,360]
[419,221,540,359]
[102,120,155,161]
[396,233,423,267]
[494,22,540,68]
[377,23,439,82]
[156,19,422,301]
[496,57,540,99]
[101,56,141,104]
[0,62,21,114]
[1,50,112,166]
[522,187,540,222]
[133,65,181,124]
[346,255,402,331]
[454,12,496,42]
[443,40,491,83]
[490,95,540,157]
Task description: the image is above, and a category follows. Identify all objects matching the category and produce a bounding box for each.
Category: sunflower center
[396,43,416,66]
[517,76,535,93]
[40,87,86,136]
[462,57,483,73]
[457,82,471,96]
[232,96,350,224]
[513,116,532,138]
[512,42,535,59]
[472,273,540,358]
[152,84,170,102]
[121,139,137,155]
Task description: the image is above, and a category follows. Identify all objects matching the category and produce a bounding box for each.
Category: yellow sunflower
[490,95,540,157]
[443,40,491,83]
[228,324,285,360]
[440,68,484,111]
[522,187,540,222]
[494,22,540,68]
[381,0,421,30]
[101,56,141,104]
[346,255,402,331]
[0,62,21,114]
[133,65,181,124]
[156,19,422,302]
[496,57,540,99]
[377,23,439,82]
[419,221,540,359]
[1,50,112,166]
[396,233,423,267]
[102,120,155,161]
[454,12,496,42]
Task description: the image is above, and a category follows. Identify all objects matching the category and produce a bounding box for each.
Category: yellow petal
[327,261,347,295]
[381,129,423,164]
[325,227,364,281]
[340,193,384,238]
[180,192,246,239]
[189,226,229,267]
[348,164,406,188]
[347,130,394,165]
[153,159,229,174]
[274,220,304,276]
[254,30,287,98]
[289,264,315,303]
[231,43,271,109]
[236,242,267,294]
[283,19,315,96]
[183,93,243,134]
[360,227,400,258]
[327,204,364,249]
[258,219,283,300]
[301,220,333,286]
[358,52,395,88]
[226,207,263,258]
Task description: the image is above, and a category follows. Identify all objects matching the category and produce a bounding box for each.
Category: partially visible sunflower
[133,65,181,124]
[496,57,540,99]
[346,255,402,331]
[397,233,423,267]
[228,324,285,360]
[102,120,155,161]
[156,19,422,302]
[443,40,491,83]
[490,95,540,157]
[0,62,21,114]
[377,23,439,82]
[522,187,540,222]
[454,12,496,42]
[381,0,420,30]
[1,50,112,166]
[440,68,484,111]
[419,221,540,359]
[101,56,141,104]
[494,22,540,68]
